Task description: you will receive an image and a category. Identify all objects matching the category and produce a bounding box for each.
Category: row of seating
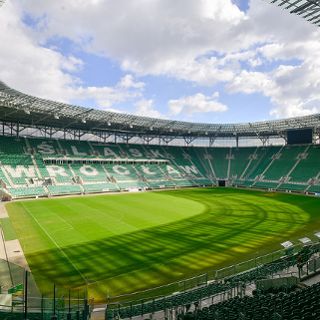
[0,135,319,198]
[178,282,320,320]
[0,310,86,320]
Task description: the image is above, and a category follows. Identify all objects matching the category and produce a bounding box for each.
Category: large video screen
[287,128,313,145]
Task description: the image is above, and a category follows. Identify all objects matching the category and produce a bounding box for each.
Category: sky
[0,0,320,124]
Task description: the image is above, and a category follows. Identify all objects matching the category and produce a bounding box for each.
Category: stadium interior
[0,79,320,320]
[1,1,320,320]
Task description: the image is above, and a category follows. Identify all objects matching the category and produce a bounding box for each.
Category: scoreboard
[287,128,313,145]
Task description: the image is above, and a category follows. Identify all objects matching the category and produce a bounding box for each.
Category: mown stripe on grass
[20,202,88,284]
[0,218,17,241]
[5,188,320,301]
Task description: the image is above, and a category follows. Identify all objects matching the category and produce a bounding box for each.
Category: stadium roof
[0,81,319,138]
[269,0,320,27]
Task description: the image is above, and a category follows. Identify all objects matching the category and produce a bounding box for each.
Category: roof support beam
[269,0,320,26]
[161,136,175,145]
[258,136,270,147]
[141,135,154,144]
[62,109,94,130]
[209,136,216,147]
[183,136,196,146]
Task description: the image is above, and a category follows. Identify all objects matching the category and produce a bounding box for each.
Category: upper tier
[0,81,320,138]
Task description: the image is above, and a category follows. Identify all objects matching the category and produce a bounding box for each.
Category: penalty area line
[21,203,87,284]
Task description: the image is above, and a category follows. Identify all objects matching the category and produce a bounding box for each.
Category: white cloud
[73,74,145,109]
[227,65,320,118]
[0,2,148,112]
[240,0,320,118]
[3,0,320,120]
[0,2,80,101]
[21,0,248,84]
[269,63,320,117]
[227,70,275,95]
[134,99,164,118]
[118,74,145,89]
[168,92,228,116]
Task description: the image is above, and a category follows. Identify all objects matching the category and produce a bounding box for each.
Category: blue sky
[0,0,320,124]
[233,0,250,11]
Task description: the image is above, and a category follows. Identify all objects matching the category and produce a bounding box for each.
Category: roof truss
[270,0,320,26]
[0,81,320,138]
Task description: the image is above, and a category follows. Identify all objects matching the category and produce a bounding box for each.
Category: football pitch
[4,188,320,301]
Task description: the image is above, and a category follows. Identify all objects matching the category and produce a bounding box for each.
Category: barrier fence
[107,243,304,304]
[0,260,91,320]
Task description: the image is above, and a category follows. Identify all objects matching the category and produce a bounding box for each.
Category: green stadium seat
[0,136,318,198]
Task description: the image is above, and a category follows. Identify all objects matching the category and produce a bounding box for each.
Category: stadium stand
[290,145,320,182]
[277,183,309,192]
[262,146,306,181]
[47,184,83,195]
[206,148,230,180]
[178,282,320,320]
[0,81,318,199]
[245,146,282,181]
[0,136,319,199]
[308,184,320,193]
[229,147,255,179]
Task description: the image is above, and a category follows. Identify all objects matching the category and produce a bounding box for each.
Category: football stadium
[0,1,320,320]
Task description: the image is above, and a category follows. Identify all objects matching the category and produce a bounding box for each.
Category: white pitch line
[0,203,9,218]
[21,203,87,283]
[54,213,74,230]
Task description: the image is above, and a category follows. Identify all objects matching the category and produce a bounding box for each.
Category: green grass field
[4,188,320,302]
